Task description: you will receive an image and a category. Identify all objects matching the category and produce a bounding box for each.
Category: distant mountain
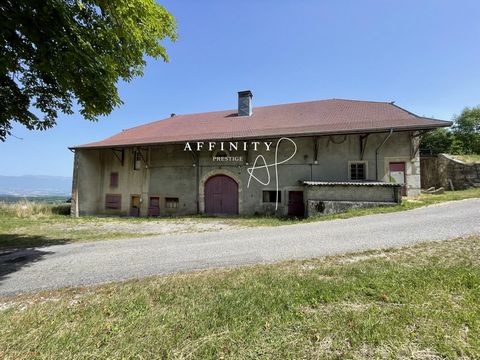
[0,175,72,196]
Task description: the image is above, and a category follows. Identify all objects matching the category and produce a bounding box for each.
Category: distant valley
[0,175,72,197]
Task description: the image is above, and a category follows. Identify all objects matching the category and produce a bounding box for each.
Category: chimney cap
[238,90,253,98]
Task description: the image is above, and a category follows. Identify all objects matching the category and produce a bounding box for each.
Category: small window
[350,162,367,180]
[133,151,142,170]
[105,194,121,210]
[262,190,281,203]
[214,150,228,157]
[110,172,119,187]
[165,197,179,209]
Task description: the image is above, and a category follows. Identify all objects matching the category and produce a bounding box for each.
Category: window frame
[262,190,282,204]
[348,161,368,181]
[133,151,142,170]
[165,197,179,209]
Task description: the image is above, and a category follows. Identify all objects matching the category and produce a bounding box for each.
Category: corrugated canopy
[302,181,401,187]
[72,99,451,149]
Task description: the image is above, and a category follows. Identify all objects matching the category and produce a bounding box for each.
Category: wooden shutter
[105,194,121,210]
[110,172,119,187]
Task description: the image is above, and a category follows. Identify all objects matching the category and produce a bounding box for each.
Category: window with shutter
[105,194,121,210]
[110,172,119,187]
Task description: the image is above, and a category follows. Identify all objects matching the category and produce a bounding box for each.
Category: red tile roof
[72,99,451,149]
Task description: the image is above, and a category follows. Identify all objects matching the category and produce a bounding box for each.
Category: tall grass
[0,200,71,218]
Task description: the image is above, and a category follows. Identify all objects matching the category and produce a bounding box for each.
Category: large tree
[420,128,454,155]
[453,107,480,154]
[0,0,176,141]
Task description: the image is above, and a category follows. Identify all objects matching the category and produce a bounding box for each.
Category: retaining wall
[420,154,480,190]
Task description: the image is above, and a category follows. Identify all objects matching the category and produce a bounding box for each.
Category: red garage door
[205,175,238,215]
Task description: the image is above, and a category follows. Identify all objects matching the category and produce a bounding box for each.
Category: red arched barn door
[204,175,238,215]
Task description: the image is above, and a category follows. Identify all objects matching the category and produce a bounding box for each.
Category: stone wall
[420,154,480,190]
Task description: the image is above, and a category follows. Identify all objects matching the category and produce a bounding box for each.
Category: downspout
[375,129,394,180]
[190,151,200,214]
[196,156,200,214]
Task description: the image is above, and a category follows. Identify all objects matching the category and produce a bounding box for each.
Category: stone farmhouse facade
[70,91,451,217]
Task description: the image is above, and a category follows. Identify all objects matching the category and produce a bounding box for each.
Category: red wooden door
[205,175,238,215]
[288,191,305,217]
[148,197,160,217]
[389,162,407,196]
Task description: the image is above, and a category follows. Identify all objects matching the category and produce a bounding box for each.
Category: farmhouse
[70,91,451,217]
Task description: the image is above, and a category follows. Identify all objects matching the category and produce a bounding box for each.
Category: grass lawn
[451,154,480,164]
[1,188,480,249]
[0,236,479,359]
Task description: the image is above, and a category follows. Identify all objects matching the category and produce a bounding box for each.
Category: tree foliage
[0,0,176,141]
[452,107,480,154]
[421,106,480,155]
[421,128,454,155]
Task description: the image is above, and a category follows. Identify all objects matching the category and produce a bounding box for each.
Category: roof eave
[69,121,452,150]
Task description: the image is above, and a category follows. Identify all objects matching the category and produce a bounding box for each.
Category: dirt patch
[46,218,245,237]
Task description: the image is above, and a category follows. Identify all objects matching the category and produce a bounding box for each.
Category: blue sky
[1,0,479,176]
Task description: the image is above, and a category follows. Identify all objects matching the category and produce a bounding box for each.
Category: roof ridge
[125,98,396,131]
[328,98,392,104]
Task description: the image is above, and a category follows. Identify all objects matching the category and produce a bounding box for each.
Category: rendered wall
[72,131,419,217]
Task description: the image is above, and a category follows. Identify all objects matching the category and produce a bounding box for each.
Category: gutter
[375,129,394,180]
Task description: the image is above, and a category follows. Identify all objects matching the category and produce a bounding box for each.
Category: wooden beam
[110,148,124,166]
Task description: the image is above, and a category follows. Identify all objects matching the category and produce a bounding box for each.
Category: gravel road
[1,199,479,295]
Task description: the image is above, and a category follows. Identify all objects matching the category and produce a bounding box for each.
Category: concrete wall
[305,184,401,203]
[74,148,149,216]
[307,200,397,216]
[72,131,420,216]
[73,150,101,216]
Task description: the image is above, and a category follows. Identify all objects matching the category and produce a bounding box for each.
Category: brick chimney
[238,90,253,116]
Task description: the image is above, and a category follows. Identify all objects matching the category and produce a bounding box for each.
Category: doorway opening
[130,195,140,217]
